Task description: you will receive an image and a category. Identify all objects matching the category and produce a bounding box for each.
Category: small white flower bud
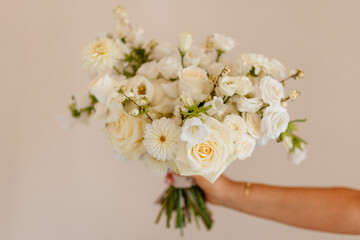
[125,91,134,98]
[281,101,288,108]
[178,32,192,53]
[130,108,139,116]
[289,89,300,100]
[297,71,305,79]
[139,99,147,105]
[288,69,297,76]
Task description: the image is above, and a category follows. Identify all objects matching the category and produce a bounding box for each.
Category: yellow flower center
[160,136,166,142]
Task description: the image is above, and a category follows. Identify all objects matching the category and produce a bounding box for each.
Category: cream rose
[243,112,263,139]
[235,134,256,160]
[178,66,211,102]
[261,106,289,142]
[157,56,182,80]
[219,76,238,96]
[223,114,247,141]
[137,61,159,81]
[174,116,235,183]
[104,110,146,160]
[259,76,284,105]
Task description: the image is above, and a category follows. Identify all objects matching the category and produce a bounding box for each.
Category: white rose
[161,81,179,99]
[219,76,238,96]
[178,32,193,53]
[236,76,253,96]
[259,76,284,105]
[128,75,154,102]
[204,96,227,116]
[234,88,263,113]
[180,117,210,145]
[137,61,159,81]
[175,116,235,183]
[104,110,146,160]
[223,114,247,141]
[235,134,256,160]
[157,56,182,80]
[199,51,217,70]
[270,58,287,80]
[151,42,173,61]
[150,80,176,115]
[289,144,306,165]
[236,53,271,76]
[208,62,225,76]
[178,66,211,102]
[243,112,263,139]
[89,74,117,104]
[261,105,289,142]
[212,33,237,52]
[184,46,204,67]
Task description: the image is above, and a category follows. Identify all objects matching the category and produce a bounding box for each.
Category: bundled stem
[155,185,213,235]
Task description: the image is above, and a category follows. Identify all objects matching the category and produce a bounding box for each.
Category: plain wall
[1,0,360,239]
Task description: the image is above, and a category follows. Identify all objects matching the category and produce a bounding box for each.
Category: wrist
[218,181,247,209]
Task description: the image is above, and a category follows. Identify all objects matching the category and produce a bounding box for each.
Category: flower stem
[121,93,153,121]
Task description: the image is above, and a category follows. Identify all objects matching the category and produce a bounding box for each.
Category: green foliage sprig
[278,119,307,152]
[123,46,150,78]
[68,94,98,118]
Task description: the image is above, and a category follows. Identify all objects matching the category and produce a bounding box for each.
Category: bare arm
[193,175,360,235]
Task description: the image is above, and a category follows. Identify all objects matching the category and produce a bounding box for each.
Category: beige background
[1,0,360,239]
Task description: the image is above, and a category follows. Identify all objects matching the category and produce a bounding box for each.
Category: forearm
[220,181,360,234]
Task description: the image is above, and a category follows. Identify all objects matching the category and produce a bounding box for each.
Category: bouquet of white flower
[61,5,307,234]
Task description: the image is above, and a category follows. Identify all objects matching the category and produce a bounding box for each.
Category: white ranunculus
[236,76,253,96]
[223,114,247,141]
[128,75,154,102]
[89,74,117,104]
[178,32,193,53]
[289,144,306,165]
[212,33,237,52]
[234,88,263,113]
[178,66,211,102]
[151,42,173,61]
[157,56,182,80]
[219,76,238,96]
[204,96,227,116]
[270,58,287,80]
[175,116,235,183]
[104,110,146,160]
[235,134,256,160]
[180,117,210,145]
[137,61,159,81]
[243,112,263,139]
[261,105,289,142]
[259,76,284,105]
[184,46,204,67]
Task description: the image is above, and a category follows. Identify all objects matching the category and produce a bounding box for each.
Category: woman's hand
[192,174,235,205]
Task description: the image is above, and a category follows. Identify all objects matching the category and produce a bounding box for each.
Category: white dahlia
[82,38,123,74]
[143,117,181,161]
[141,153,169,176]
